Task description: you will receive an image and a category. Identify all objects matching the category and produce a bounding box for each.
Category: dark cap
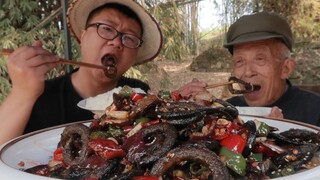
[224,12,293,54]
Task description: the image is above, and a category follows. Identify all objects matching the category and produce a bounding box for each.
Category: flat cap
[224,12,293,54]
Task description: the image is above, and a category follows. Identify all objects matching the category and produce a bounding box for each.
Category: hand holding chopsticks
[206,81,233,89]
[1,48,109,71]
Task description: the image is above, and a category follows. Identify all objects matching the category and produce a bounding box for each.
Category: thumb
[32,40,43,48]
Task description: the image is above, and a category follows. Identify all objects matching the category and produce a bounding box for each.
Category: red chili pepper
[253,142,278,157]
[170,91,181,101]
[132,176,160,180]
[88,139,126,160]
[142,119,160,127]
[220,134,246,154]
[211,121,232,140]
[130,92,144,102]
[53,147,64,162]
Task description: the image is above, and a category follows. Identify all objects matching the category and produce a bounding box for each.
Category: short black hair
[86,3,143,35]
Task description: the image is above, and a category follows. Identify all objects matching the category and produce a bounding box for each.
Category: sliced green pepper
[159,90,171,99]
[249,153,263,162]
[107,125,123,138]
[119,85,134,97]
[219,146,246,176]
[254,120,270,137]
[90,130,109,139]
[135,117,150,124]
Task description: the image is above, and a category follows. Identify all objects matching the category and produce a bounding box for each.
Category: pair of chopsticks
[1,49,108,70]
[206,81,233,89]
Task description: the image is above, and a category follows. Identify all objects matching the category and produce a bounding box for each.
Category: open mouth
[101,54,117,78]
[245,83,261,92]
[228,77,261,94]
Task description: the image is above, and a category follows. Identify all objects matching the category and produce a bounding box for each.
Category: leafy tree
[0,0,81,102]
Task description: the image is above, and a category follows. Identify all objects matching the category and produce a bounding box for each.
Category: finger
[192,78,199,82]
[32,40,43,47]
[29,61,59,78]
[179,86,207,97]
[9,44,53,62]
[25,54,60,67]
[184,81,207,89]
[269,106,284,118]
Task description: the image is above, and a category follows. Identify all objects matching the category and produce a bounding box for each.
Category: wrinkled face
[79,8,142,82]
[232,40,290,106]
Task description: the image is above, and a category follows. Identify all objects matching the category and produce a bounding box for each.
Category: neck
[71,70,117,98]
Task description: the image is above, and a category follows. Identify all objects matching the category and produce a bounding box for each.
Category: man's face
[232,40,288,106]
[79,8,142,82]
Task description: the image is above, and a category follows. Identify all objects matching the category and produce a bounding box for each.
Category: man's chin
[243,90,260,100]
[243,91,265,106]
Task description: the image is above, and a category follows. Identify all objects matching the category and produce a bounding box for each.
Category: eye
[101,25,114,33]
[255,56,267,65]
[123,35,135,43]
[234,58,244,67]
[122,34,140,47]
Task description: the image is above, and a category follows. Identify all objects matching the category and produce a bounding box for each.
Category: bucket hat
[224,12,293,54]
[67,0,163,64]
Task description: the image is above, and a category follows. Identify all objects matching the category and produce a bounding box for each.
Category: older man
[224,12,320,126]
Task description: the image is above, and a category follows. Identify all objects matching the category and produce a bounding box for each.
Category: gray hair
[270,39,292,62]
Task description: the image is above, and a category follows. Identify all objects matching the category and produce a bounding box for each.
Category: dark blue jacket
[227,80,320,126]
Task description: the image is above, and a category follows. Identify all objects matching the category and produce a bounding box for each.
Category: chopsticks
[206,77,261,94]
[1,49,109,70]
[206,81,233,89]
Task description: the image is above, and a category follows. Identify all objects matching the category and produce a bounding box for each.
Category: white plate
[77,99,105,116]
[1,116,320,180]
[77,87,146,116]
[236,106,272,116]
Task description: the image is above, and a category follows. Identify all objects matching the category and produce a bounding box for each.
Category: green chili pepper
[249,153,263,162]
[219,146,246,176]
[119,85,134,97]
[90,130,108,139]
[107,125,123,138]
[135,117,150,124]
[254,120,270,137]
[159,90,171,99]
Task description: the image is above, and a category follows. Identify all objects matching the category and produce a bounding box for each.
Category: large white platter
[1,116,320,180]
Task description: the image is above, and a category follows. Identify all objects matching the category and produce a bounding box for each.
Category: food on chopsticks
[24,86,320,179]
[101,54,118,78]
[206,76,261,94]
[227,76,261,94]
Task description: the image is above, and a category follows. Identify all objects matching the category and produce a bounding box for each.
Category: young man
[224,12,320,126]
[0,0,163,144]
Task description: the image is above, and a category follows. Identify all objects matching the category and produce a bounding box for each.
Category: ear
[80,30,87,44]
[280,58,296,79]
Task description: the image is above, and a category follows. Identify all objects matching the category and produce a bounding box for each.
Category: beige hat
[224,12,293,54]
[67,0,163,64]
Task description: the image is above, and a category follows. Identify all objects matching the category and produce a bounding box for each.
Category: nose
[107,35,123,49]
[243,63,257,78]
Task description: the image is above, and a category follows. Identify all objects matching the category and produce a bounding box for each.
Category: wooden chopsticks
[1,49,109,70]
[206,81,233,89]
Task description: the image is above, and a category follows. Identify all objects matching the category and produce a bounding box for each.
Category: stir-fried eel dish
[24,86,320,179]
